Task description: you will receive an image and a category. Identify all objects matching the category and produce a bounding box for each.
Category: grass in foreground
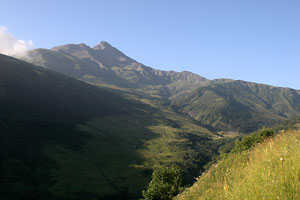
[176,130,300,200]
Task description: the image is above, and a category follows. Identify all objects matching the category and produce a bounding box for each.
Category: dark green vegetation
[0,54,231,199]
[141,166,183,200]
[26,41,300,134]
[231,128,275,153]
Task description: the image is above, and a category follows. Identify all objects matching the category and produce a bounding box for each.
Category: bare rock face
[93,40,113,50]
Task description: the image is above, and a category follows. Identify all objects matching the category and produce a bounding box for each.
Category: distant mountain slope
[25,41,300,134]
[171,80,300,133]
[0,54,228,200]
[27,41,207,88]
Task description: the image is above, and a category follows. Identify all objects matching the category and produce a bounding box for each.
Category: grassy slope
[176,129,300,200]
[0,54,149,199]
[0,55,232,200]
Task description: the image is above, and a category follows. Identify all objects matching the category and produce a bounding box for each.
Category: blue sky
[1,0,300,89]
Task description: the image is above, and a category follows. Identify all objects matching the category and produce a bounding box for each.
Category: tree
[141,166,183,200]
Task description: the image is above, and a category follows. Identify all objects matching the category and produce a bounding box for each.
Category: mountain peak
[93,41,113,50]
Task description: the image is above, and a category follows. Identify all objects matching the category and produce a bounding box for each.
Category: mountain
[25,41,300,134]
[0,54,230,200]
[170,80,300,133]
[26,41,207,88]
[7,40,300,199]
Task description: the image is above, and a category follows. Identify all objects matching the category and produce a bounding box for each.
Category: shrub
[232,128,274,153]
[141,166,183,200]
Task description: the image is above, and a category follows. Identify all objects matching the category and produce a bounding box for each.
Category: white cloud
[0,26,34,57]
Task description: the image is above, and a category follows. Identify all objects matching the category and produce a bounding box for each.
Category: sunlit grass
[176,130,300,200]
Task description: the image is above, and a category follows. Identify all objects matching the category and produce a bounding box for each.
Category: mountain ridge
[27,42,208,86]
[24,41,300,133]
